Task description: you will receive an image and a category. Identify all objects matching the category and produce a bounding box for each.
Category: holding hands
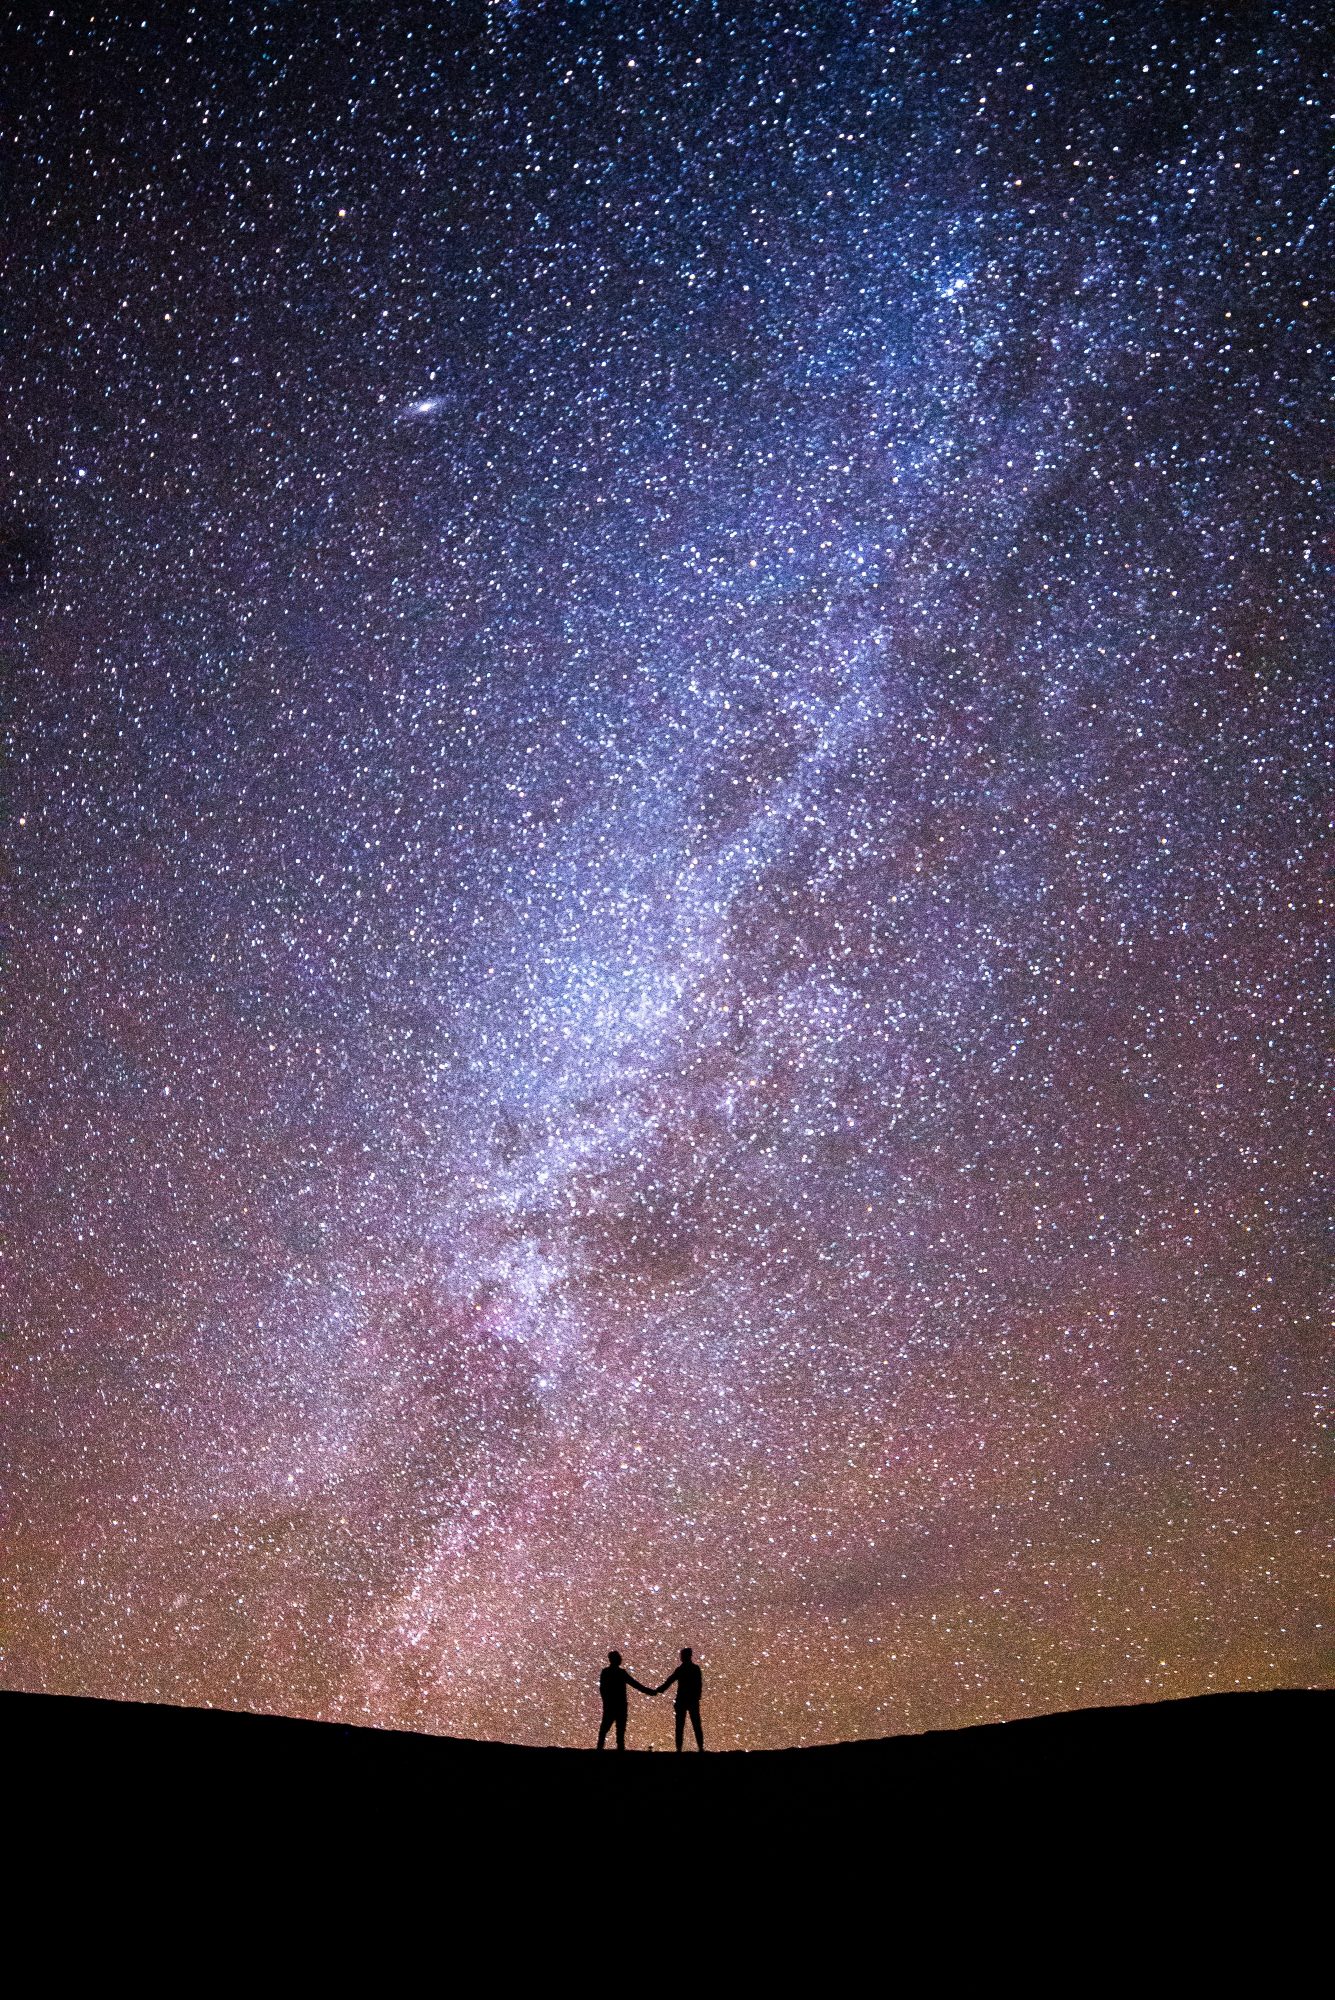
[596,1644,704,1749]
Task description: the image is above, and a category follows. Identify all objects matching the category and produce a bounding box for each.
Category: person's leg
[615,1710,626,1751]
[597,1711,612,1750]
[675,1705,685,1752]
[689,1703,704,1751]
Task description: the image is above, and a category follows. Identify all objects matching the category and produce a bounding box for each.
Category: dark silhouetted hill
[6,1682,1326,1809]
[5,1686,1327,1950]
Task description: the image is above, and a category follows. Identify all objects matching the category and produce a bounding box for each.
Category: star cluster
[1,2,1328,1747]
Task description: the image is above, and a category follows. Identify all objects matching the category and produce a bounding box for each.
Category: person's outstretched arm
[627,1675,657,1695]
[654,1667,680,1696]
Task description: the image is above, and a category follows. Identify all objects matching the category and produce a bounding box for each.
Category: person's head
[608,1650,622,1666]
[680,1647,693,1662]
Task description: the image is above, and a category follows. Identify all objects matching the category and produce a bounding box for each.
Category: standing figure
[597,1649,657,1750]
[656,1646,705,1752]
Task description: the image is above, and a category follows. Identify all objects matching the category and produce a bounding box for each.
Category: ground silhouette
[6,1685,1324,1968]
[5,1684,1325,1806]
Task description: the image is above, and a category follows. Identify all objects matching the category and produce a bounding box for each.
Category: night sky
[2,2,1328,1750]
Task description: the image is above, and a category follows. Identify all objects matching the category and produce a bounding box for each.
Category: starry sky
[2,2,1329,1750]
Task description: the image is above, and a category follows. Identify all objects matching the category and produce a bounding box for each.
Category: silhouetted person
[597,1650,656,1750]
[656,1647,705,1751]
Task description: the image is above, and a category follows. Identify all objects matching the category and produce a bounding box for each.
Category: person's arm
[626,1675,657,1695]
[653,1666,680,1696]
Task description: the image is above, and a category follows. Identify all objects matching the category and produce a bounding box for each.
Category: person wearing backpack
[655,1647,705,1752]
